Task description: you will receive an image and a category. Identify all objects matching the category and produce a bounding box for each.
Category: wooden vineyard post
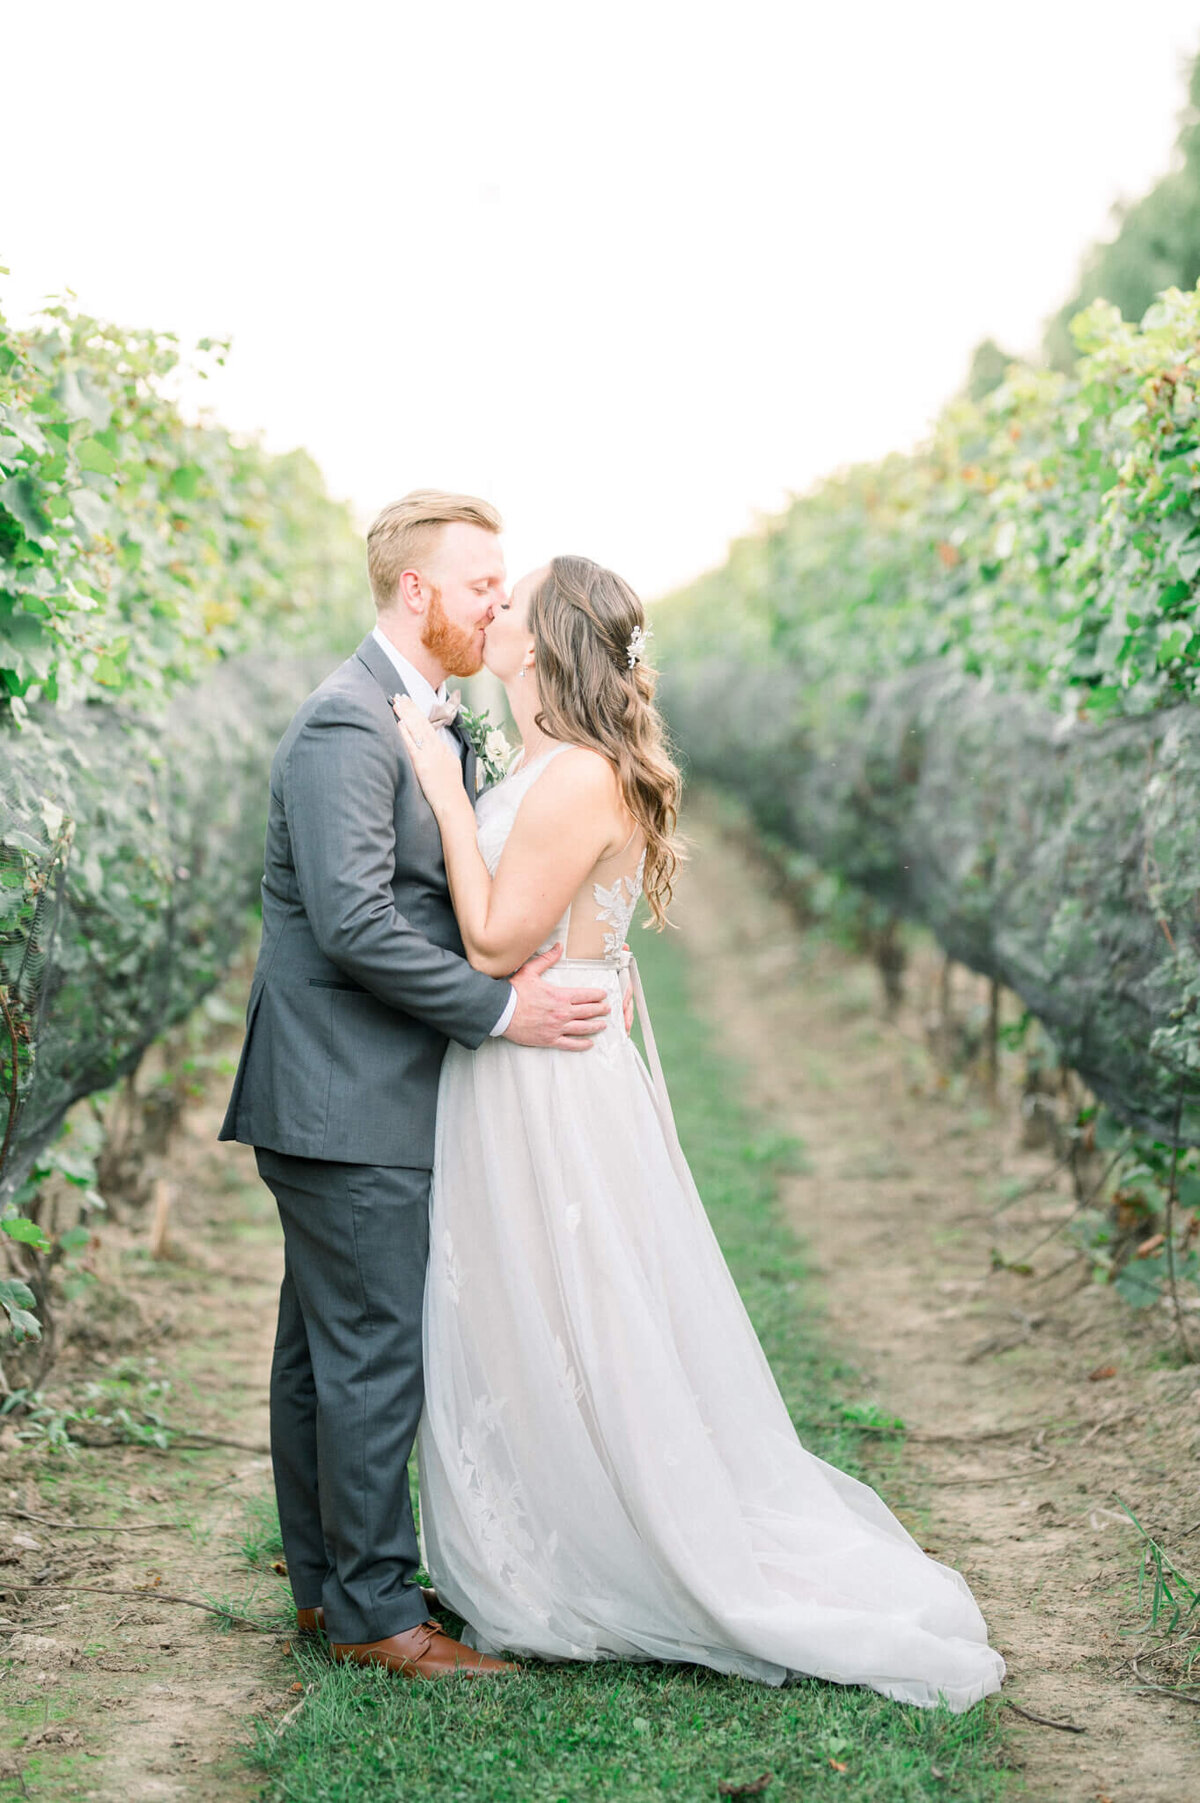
[149,1178,174,1261]
[1165,1085,1194,1365]
[986,979,1000,1102]
[937,954,954,1068]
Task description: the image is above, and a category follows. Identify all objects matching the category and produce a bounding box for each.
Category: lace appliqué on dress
[455,1395,537,1570]
[593,849,647,960]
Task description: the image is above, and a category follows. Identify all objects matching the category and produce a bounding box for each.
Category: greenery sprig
[458,703,517,790]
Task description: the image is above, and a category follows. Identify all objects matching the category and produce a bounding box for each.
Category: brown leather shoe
[331,1620,517,1679]
[295,1588,441,1638]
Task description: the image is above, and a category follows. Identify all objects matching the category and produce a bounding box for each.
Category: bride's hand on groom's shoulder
[503,943,612,1052]
[392,695,463,813]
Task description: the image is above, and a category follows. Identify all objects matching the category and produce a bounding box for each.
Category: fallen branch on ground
[61,1426,269,1455]
[1027,1252,1086,1288]
[938,1455,1058,1487]
[268,1693,311,1736]
[166,1430,271,1454]
[0,1508,185,1535]
[964,1311,1047,1363]
[1130,1656,1200,1706]
[988,1152,1076,1220]
[0,1583,280,1633]
[1078,1410,1143,1446]
[904,1422,1049,1444]
[1001,1700,1086,1733]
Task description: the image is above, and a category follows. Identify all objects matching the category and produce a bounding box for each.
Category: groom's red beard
[421,586,486,678]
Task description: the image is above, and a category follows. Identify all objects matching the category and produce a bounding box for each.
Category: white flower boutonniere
[459,704,517,791]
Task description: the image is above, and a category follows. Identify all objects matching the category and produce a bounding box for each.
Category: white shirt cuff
[490,986,518,1037]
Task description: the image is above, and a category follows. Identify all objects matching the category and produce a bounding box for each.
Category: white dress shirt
[370,625,516,1037]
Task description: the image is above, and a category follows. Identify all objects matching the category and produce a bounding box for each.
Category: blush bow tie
[427,690,462,729]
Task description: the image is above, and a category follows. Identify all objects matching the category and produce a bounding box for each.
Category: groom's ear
[396,568,426,612]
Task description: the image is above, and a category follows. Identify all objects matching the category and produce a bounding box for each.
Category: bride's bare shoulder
[521,744,624,825]
[541,744,621,795]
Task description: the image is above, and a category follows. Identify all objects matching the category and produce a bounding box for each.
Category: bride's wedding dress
[418,745,1004,1711]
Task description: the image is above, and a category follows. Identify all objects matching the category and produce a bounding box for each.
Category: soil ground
[1,795,1197,1800]
[675,795,1200,1803]
[0,1104,290,1799]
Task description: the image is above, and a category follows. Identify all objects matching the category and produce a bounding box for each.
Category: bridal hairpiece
[626,623,651,669]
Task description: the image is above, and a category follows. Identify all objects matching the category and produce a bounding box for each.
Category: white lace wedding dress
[418,745,1005,1711]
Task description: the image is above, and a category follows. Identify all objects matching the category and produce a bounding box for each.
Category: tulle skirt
[418,958,1005,1711]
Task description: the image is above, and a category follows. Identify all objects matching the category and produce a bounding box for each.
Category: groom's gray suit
[220,631,512,1643]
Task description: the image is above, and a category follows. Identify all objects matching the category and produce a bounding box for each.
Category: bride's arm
[394,704,622,977]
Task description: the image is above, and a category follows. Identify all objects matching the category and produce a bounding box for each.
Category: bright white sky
[4,1,1199,599]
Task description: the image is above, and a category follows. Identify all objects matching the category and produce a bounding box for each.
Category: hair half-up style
[527,556,685,927]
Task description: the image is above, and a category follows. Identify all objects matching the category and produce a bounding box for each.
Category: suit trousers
[255,1147,432,1644]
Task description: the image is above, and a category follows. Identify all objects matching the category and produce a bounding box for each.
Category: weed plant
[1116,1498,1200,1701]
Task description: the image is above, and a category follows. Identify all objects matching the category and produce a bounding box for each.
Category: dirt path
[7,801,1199,1801]
[673,796,1200,1803]
[1,1080,292,1800]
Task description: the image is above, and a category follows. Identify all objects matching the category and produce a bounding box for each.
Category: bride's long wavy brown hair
[527,556,684,927]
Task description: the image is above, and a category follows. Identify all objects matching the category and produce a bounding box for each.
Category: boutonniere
[458,704,518,791]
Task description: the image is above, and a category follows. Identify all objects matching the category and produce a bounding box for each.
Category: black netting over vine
[663,661,1200,1145]
[0,777,70,1178]
[0,651,335,1199]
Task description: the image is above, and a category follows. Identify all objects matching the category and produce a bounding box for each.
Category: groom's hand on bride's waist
[502,943,610,1051]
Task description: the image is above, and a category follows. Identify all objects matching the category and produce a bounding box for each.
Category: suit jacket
[219,633,512,1166]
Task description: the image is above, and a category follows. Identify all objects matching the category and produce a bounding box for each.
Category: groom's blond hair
[367,490,503,610]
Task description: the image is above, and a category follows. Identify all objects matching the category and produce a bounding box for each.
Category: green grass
[241,1487,287,1569]
[253,1656,1007,1803]
[247,924,1013,1803]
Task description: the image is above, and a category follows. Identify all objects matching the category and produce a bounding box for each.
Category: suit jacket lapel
[454,722,480,801]
[355,632,407,702]
[354,634,480,807]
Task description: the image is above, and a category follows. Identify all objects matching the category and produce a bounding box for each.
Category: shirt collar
[370,624,448,719]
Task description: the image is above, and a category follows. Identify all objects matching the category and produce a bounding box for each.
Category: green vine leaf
[75,438,117,476]
[2,1215,52,1253]
[0,1277,41,1342]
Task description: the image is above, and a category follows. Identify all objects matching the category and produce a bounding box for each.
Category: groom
[220,490,612,1678]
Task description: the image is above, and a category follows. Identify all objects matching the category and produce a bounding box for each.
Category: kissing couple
[221,490,1004,1710]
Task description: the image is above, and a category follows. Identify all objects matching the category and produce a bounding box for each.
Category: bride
[392,554,1005,1713]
